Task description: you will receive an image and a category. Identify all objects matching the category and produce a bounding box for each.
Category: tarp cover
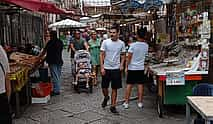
[1,0,66,14]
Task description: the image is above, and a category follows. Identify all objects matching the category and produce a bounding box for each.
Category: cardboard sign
[166,71,185,86]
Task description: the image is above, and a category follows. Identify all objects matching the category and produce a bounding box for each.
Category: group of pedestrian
[67,29,101,85]
[39,24,148,115]
[0,25,148,124]
[38,28,102,98]
[99,24,149,114]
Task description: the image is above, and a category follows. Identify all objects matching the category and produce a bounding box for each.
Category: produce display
[8,65,29,92]
[8,52,44,92]
[9,62,22,74]
[10,52,41,68]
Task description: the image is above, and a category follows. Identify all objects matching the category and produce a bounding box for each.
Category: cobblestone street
[14,50,186,124]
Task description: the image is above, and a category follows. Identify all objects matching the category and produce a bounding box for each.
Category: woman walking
[88,30,101,85]
[123,27,149,109]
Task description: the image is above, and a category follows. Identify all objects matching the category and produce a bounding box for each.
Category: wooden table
[186,96,213,124]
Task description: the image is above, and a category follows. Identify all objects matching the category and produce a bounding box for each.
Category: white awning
[48,19,87,28]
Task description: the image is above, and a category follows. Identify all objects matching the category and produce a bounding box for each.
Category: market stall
[146,1,211,117]
[0,6,45,117]
[0,0,68,118]
[8,52,45,117]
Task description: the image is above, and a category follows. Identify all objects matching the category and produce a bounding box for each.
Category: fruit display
[8,62,29,92]
[10,52,41,68]
[8,52,44,92]
[9,62,22,74]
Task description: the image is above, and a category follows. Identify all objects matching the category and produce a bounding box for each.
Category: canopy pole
[209,1,213,83]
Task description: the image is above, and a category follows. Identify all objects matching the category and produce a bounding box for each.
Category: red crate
[32,82,52,97]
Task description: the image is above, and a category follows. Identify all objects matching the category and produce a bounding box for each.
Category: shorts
[126,70,145,84]
[101,69,122,89]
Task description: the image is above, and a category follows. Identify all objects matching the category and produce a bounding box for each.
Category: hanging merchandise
[146,2,210,118]
[154,19,167,34]
[199,43,209,71]
[200,20,211,39]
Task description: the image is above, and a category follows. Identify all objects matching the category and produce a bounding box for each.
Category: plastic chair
[193,83,213,124]
[193,83,213,96]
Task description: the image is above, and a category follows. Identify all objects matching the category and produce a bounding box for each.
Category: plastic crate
[32,82,52,97]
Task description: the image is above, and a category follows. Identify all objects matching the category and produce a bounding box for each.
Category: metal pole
[186,103,191,124]
[209,1,213,83]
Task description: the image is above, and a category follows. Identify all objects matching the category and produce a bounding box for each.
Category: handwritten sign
[166,71,185,86]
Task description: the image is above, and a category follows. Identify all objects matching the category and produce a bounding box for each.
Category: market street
[0,0,212,124]
[14,50,187,124]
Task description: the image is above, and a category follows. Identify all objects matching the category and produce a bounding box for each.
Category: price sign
[166,71,185,86]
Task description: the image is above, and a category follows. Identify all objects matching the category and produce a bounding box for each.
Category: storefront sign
[166,71,185,86]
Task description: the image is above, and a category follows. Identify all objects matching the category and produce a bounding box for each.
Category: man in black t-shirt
[39,31,63,96]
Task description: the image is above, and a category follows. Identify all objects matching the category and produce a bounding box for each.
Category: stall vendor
[39,31,63,96]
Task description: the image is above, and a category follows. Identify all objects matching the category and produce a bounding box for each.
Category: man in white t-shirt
[100,25,125,114]
[0,45,12,124]
[123,27,149,110]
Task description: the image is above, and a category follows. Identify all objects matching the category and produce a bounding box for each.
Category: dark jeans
[0,93,12,124]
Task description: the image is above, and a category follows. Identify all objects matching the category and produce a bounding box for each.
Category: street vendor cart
[148,30,210,118]
[150,54,208,117]
[154,70,208,117]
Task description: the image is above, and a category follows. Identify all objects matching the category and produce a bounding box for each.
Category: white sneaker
[73,81,77,85]
[86,83,89,88]
[123,102,129,109]
[137,102,144,108]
